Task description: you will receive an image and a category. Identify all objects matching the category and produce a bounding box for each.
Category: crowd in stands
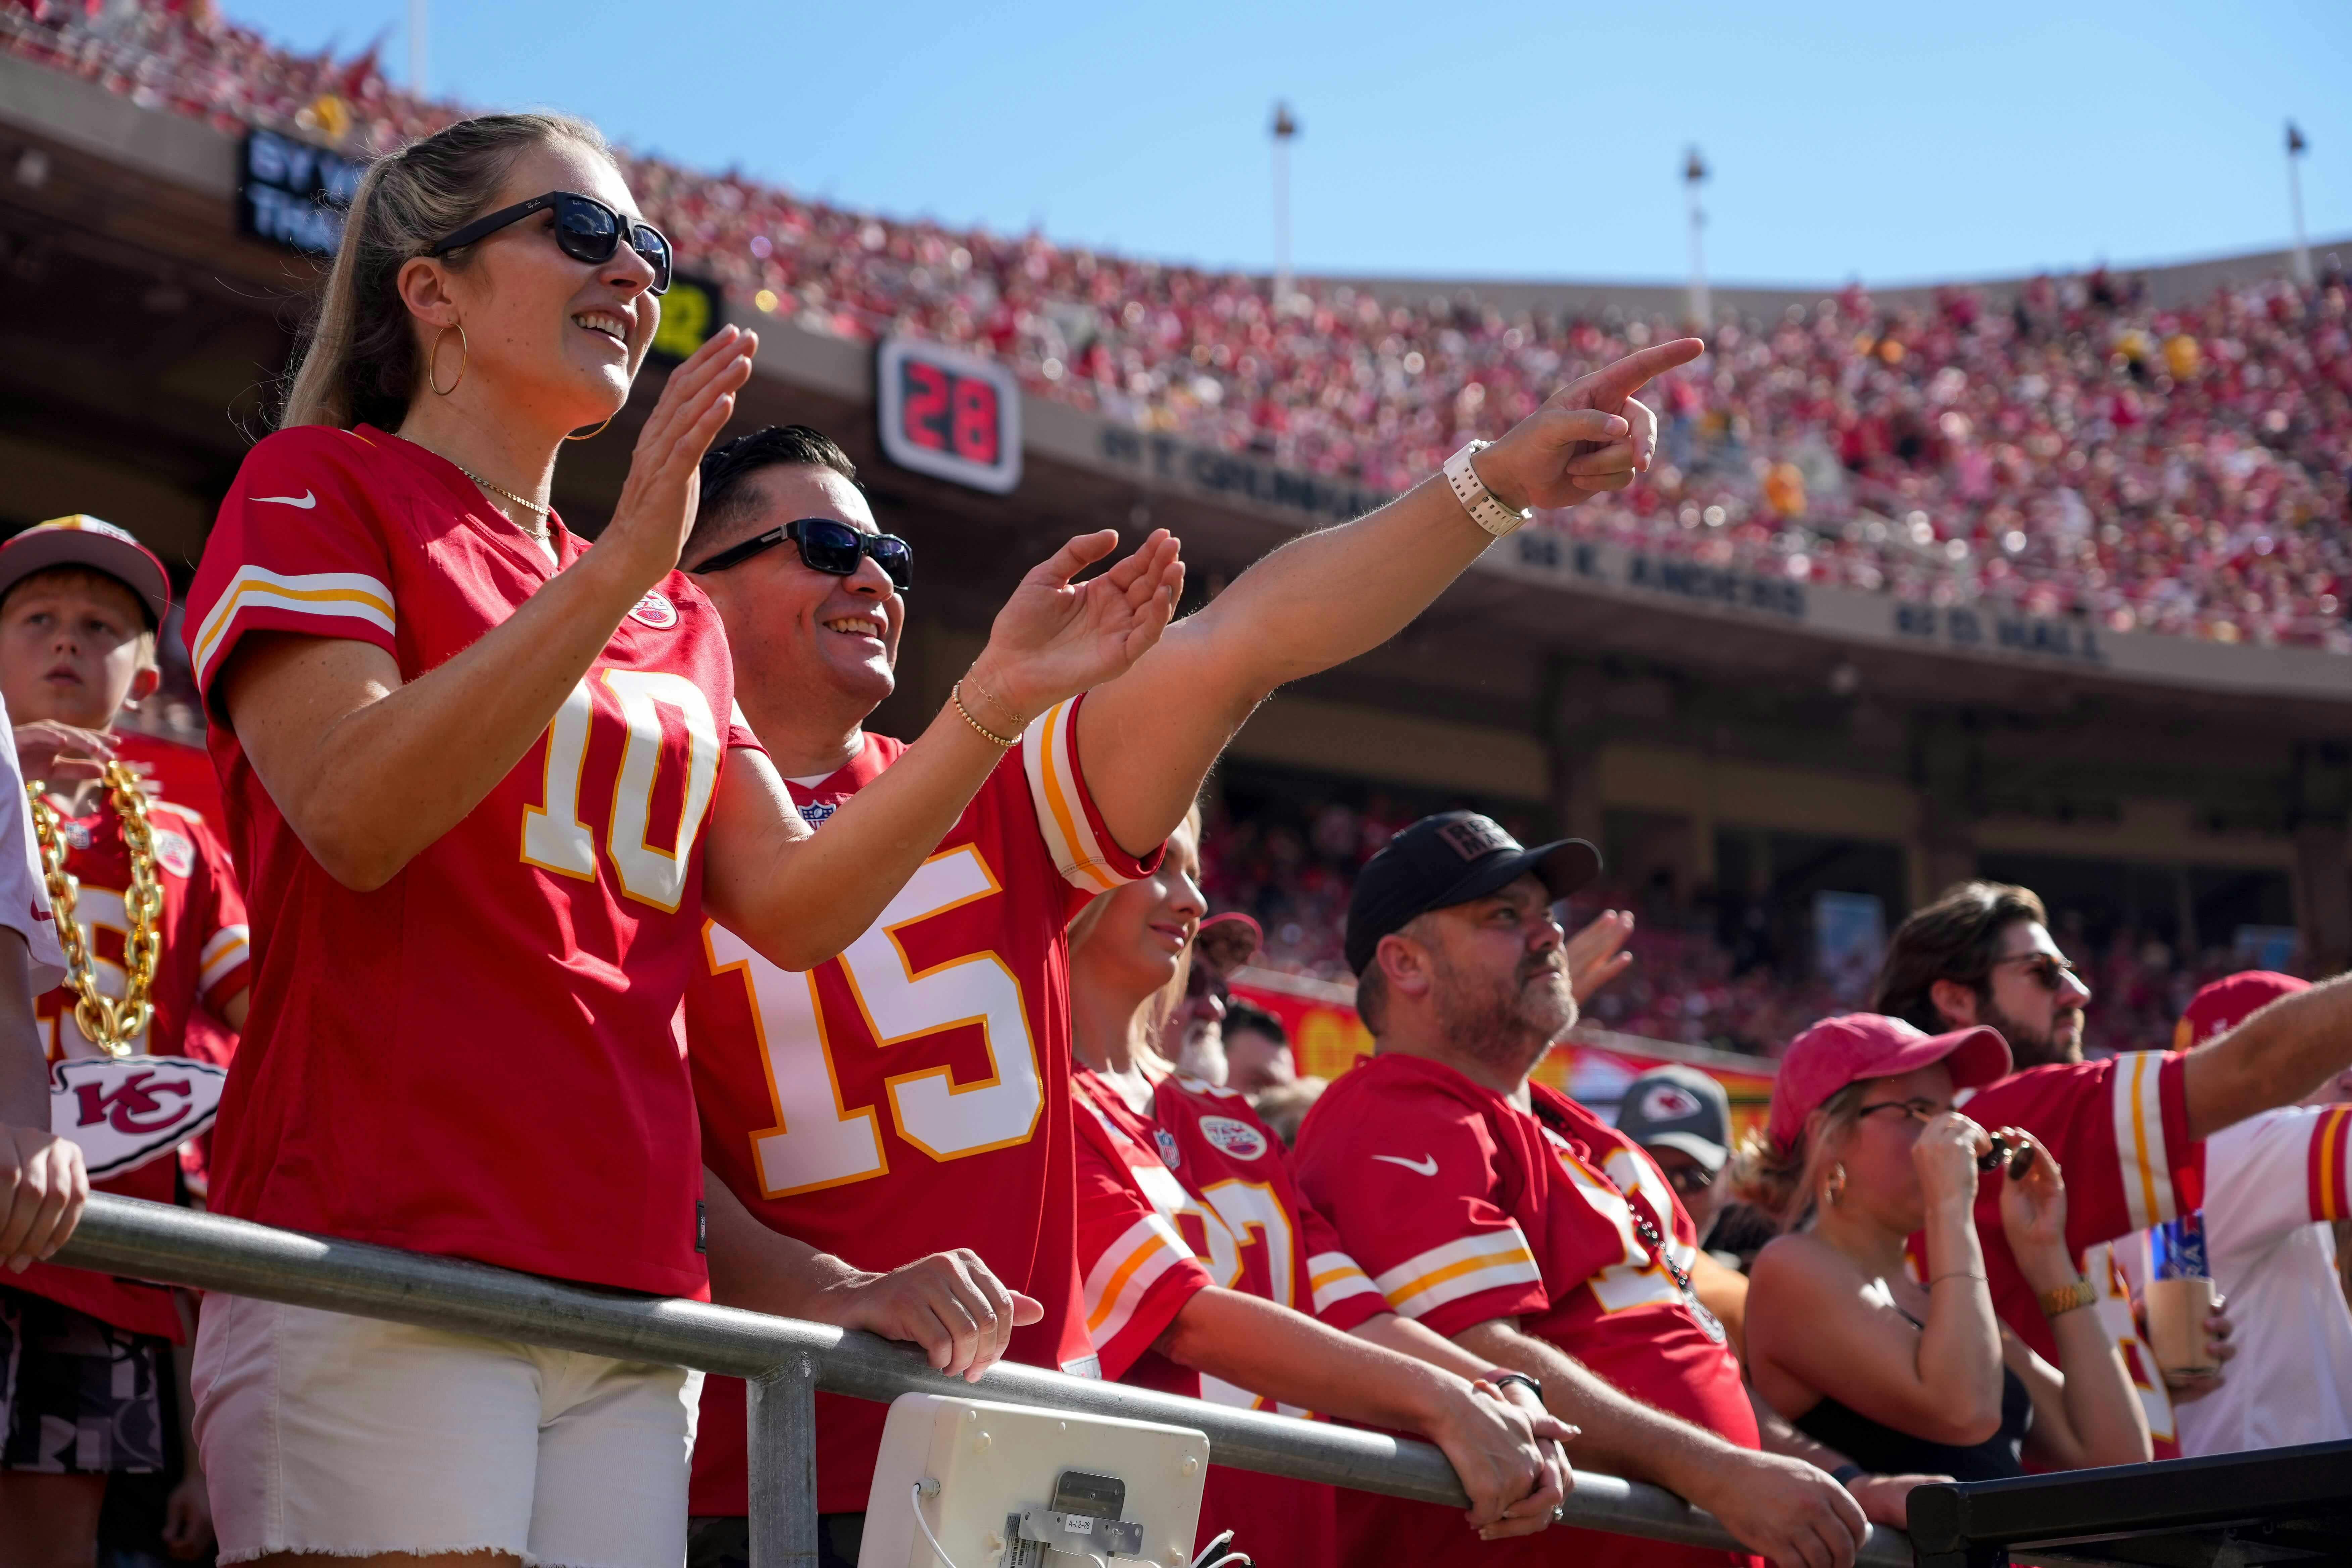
[1202,786,2304,1060]
[9,0,2352,653]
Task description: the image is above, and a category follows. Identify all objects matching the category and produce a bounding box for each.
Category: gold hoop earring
[428,323,468,397]
[564,414,616,443]
[1825,1162,1848,1207]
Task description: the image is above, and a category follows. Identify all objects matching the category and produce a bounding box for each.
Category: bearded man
[1294,812,1886,1568]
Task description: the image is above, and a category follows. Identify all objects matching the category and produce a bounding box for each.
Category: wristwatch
[1443,440,1533,539]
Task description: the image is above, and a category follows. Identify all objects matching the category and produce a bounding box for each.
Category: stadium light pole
[409,0,427,97]
[1684,147,1710,331]
[2286,120,2312,287]
[1272,102,1298,310]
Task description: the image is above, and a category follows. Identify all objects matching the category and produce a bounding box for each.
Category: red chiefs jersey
[1955,1054,2195,1453]
[1295,1052,1754,1568]
[687,703,1158,1517]
[1071,1071,1386,1568]
[16,791,248,1338]
[185,424,758,1299]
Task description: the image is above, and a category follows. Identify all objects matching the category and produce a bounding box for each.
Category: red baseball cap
[1767,1013,2012,1154]
[2174,971,2308,1051]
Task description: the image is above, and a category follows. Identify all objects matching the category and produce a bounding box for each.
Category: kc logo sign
[50,1056,229,1179]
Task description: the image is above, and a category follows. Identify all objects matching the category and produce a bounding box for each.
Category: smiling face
[691,464,904,718]
[399,137,660,436]
[1076,816,1209,1005]
[0,569,157,733]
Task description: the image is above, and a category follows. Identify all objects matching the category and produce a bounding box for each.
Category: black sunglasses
[687,517,914,592]
[1990,952,2085,993]
[427,191,673,295]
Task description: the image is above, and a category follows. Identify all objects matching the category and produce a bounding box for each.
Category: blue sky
[225,0,2350,287]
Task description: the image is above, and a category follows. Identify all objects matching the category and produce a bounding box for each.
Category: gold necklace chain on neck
[393,435,552,540]
[28,763,163,1058]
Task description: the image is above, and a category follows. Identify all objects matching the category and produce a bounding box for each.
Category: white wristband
[1443,440,1532,539]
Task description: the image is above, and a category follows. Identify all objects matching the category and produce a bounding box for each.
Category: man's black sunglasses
[427,191,673,295]
[687,517,914,591]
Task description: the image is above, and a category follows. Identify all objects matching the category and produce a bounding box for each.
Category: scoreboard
[876,339,1022,495]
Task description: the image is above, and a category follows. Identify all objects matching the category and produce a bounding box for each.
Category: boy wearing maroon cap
[0,517,248,1561]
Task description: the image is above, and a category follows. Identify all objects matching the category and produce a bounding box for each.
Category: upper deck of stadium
[5,0,2350,672]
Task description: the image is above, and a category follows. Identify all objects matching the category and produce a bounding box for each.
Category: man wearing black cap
[1295,812,1871,1568]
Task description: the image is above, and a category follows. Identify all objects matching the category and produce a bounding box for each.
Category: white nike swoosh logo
[1373,1154,1439,1177]
[254,491,317,508]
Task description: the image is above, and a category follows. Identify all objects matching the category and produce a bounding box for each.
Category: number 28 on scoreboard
[876,339,1023,495]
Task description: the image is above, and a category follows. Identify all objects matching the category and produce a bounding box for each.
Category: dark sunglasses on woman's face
[426,191,673,295]
[686,517,914,592]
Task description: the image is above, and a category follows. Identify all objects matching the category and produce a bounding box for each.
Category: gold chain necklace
[28,762,164,1058]
[392,435,552,540]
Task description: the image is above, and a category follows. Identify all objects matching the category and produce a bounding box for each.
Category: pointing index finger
[1575,338,1706,408]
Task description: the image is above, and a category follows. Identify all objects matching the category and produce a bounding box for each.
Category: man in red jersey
[1295,811,1873,1568]
[1873,880,2352,1457]
[681,331,1698,1565]
[0,519,247,1563]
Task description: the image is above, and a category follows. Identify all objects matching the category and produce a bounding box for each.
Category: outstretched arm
[2182,973,2352,1141]
[703,529,1180,971]
[1077,339,1704,856]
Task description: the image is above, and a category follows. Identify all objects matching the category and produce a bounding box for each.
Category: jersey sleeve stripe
[198,925,252,990]
[2312,1106,2352,1223]
[1083,1213,1198,1346]
[2113,1050,2175,1231]
[1022,700,1126,896]
[191,568,396,688]
[1372,1229,1542,1319]
[1307,1250,1384,1314]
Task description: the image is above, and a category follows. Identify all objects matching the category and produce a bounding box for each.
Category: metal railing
[56,1193,1912,1567]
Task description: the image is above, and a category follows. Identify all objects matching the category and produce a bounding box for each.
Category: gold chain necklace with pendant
[28,762,164,1058]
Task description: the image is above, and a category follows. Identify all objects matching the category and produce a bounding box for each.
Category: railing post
[747,1352,821,1568]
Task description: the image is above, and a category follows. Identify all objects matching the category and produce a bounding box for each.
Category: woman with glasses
[1733,1015,2151,1484]
[1063,808,1577,1567]
[182,113,1180,1568]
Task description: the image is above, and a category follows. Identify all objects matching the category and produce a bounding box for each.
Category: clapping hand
[1565,910,1635,1003]
[968,529,1185,721]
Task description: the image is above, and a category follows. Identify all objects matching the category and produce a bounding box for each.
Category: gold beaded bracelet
[2038,1278,2099,1318]
[962,671,1028,734]
[951,682,1019,748]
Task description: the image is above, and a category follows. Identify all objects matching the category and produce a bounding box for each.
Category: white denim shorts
[192,1291,702,1567]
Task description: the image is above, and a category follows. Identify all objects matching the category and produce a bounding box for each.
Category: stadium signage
[237,129,363,258]
[877,339,1022,495]
[1095,428,1392,526]
[649,275,724,364]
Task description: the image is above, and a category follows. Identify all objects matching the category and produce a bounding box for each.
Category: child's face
[0,570,157,733]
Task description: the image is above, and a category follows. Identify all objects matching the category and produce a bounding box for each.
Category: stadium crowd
[9,0,2352,652]
[0,22,2350,1568]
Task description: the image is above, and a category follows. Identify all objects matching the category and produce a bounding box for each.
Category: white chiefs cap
[0,516,173,627]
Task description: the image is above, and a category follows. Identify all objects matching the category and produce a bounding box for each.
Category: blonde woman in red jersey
[1064,810,1577,1566]
[180,113,1180,1568]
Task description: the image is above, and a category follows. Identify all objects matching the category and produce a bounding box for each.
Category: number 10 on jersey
[522,671,721,911]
